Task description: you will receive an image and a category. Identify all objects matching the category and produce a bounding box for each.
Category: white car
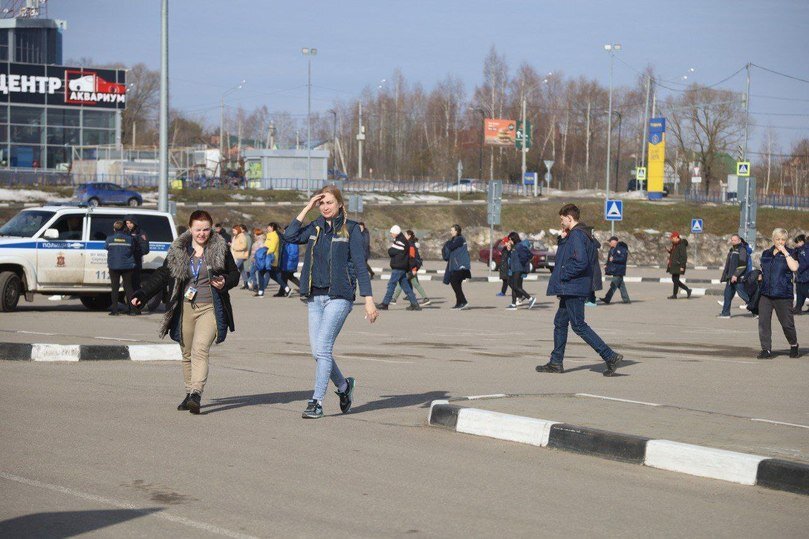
[0,206,177,312]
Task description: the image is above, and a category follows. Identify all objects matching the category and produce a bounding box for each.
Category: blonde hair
[772,228,788,242]
[316,184,349,238]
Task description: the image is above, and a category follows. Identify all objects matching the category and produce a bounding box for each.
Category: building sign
[0,62,126,109]
[647,117,666,195]
[484,118,516,146]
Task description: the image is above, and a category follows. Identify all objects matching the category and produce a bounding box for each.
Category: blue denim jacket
[760,247,795,299]
[547,225,601,297]
[283,214,372,301]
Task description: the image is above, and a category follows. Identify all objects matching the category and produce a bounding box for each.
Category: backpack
[409,244,423,271]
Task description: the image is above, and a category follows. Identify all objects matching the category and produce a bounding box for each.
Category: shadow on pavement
[563,359,640,374]
[201,390,311,414]
[350,390,451,414]
[0,508,162,538]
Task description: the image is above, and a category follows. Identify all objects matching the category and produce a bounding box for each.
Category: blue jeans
[250,267,269,292]
[308,295,352,401]
[720,281,750,316]
[551,296,614,364]
[383,269,418,306]
[604,275,630,303]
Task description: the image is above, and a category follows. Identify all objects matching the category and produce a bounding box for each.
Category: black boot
[187,392,201,414]
[177,393,191,411]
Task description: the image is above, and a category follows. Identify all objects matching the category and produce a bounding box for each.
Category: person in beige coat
[230,225,249,278]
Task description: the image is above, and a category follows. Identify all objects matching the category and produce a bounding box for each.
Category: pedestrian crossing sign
[605,199,623,221]
[737,161,750,177]
[691,218,703,233]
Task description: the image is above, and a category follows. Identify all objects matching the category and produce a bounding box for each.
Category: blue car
[73,183,143,207]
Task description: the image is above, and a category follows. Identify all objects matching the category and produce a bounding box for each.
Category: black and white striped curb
[428,401,809,496]
[0,342,182,361]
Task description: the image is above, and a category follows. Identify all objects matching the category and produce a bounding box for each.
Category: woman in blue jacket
[757,228,800,359]
[284,185,378,419]
[442,224,471,309]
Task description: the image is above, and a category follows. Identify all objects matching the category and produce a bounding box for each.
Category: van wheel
[127,197,140,207]
[88,197,100,207]
[0,271,22,312]
[80,294,113,311]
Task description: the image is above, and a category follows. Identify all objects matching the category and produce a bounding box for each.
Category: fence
[684,189,809,209]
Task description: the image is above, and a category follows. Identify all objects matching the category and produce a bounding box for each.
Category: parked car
[478,238,555,272]
[73,183,143,207]
[0,206,176,312]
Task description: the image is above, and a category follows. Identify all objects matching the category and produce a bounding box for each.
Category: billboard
[484,118,516,146]
[647,117,666,195]
[0,62,127,109]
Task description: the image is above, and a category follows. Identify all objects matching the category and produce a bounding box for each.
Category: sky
[47,0,809,154]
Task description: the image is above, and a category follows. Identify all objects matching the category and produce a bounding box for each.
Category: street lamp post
[328,109,337,181]
[302,47,317,196]
[471,107,485,180]
[604,43,621,235]
[219,80,245,179]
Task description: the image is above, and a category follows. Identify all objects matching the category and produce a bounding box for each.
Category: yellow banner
[647,118,666,193]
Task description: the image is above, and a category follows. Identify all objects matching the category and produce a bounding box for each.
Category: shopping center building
[0,15,125,170]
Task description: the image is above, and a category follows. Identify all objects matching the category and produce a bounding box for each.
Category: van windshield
[0,210,55,238]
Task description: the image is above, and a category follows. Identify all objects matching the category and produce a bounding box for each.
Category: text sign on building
[0,61,127,109]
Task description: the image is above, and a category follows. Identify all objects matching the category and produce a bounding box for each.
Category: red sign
[65,69,127,106]
[484,118,516,146]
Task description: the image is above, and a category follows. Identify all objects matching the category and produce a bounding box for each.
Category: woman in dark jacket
[666,232,692,299]
[442,224,472,309]
[284,185,378,419]
[132,210,239,414]
[757,228,800,359]
[506,232,536,309]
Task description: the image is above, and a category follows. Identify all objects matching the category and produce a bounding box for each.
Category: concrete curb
[428,401,809,496]
[0,342,182,362]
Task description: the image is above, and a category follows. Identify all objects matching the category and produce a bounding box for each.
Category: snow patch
[0,188,71,203]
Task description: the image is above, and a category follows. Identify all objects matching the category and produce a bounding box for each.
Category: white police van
[0,206,177,312]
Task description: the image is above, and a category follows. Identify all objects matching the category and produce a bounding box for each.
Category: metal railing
[685,189,809,209]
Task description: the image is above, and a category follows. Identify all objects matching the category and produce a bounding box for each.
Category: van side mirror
[43,228,59,239]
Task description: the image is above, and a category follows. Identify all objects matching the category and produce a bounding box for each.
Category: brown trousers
[181,301,217,394]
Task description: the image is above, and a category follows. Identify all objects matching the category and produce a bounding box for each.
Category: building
[243,149,329,189]
[0,9,125,170]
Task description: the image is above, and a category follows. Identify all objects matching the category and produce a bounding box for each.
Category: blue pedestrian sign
[523,172,537,186]
[605,199,623,221]
[691,218,704,234]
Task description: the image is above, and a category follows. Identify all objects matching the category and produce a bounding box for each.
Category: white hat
[390,225,401,235]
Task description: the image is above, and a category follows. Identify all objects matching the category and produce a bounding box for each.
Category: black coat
[667,240,689,275]
[135,232,239,345]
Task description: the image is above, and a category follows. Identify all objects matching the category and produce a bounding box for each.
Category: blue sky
[50,0,809,150]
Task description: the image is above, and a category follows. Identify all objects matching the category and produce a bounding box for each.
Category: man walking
[377,225,420,311]
[536,204,624,376]
[105,220,136,316]
[601,235,631,304]
[717,234,750,318]
[793,234,808,314]
[666,232,691,299]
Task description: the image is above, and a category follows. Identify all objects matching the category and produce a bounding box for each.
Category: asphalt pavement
[1,263,807,537]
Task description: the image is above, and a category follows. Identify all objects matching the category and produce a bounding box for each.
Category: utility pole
[157,0,168,212]
[743,62,751,159]
[640,75,651,191]
[521,94,527,196]
[301,47,317,196]
[585,101,591,182]
[357,102,364,178]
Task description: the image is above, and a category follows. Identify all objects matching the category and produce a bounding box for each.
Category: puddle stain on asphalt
[124,480,197,505]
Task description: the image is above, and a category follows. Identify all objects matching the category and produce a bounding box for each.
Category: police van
[0,206,177,312]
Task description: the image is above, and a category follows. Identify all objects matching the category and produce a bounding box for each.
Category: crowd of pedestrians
[105,185,806,417]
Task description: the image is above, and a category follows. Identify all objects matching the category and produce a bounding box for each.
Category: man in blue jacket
[105,220,136,316]
[536,204,624,376]
[793,234,809,314]
[601,236,631,304]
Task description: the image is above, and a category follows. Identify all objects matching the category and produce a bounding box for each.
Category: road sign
[737,161,750,177]
[516,120,532,149]
[522,172,537,186]
[636,167,647,181]
[691,176,702,184]
[605,199,623,221]
[691,218,703,234]
[487,180,503,225]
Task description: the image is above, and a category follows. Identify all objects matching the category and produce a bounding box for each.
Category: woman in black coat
[132,210,240,414]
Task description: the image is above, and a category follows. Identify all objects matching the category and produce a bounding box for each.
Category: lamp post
[302,47,317,196]
[158,0,169,212]
[328,109,337,181]
[604,43,621,234]
[612,110,622,193]
[219,80,245,179]
[471,107,485,180]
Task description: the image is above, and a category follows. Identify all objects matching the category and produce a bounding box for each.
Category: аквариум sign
[0,62,127,109]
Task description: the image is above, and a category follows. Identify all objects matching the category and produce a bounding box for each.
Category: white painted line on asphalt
[487,276,500,283]
[16,330,57,336]
[456,408,559,447]
[0,471,259,539]
[129,344,183,361]
[95,336,140,343]
[575,393,662,407]
[31,343,80,362]
[751,418,809,430]
[623,276,643,283]
[341,355,414,364]
[644,440,765,485]
[466,394,509,400]
[380,274,391,280]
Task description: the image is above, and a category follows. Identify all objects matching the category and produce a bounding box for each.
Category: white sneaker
[739,304,748,310]
[527,297,537,310]
[506,304,518,310]
[514,298,524,306]
[717,300,724,306]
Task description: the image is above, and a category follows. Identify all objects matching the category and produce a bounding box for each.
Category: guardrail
[684,190,809,209]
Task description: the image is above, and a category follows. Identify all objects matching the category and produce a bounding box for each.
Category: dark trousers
[758,296,797,351]
[282,271,300,288]
[449,271,467,305]
[500,278,509,295]
[550,296,614,364]
[109,269,134,313]
[510,274,531,303]
[671,274,690,296]
[131,264,142,291]
[795,282,809,313]
[604,275,631,303]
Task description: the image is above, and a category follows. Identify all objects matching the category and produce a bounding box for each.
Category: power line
[751,94,809,103]
[751,111,809,117]
[751,63,809,84]
[750,123,809,131]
